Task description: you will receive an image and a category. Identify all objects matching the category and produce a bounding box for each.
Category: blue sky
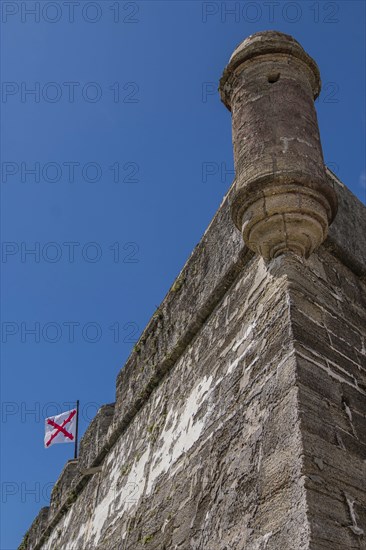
[1,1,365,548]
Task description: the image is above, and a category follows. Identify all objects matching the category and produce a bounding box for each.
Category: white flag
[44,408,77,448]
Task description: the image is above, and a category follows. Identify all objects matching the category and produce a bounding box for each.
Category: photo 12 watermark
[201,81,340,104]
[1,478,140,507]
[1,161,140,184]
[1,1,140,24]
[201,2,340,24]
[1,401,104,424]
[1,81,140,104]
[1,481,54,504]
[1,321,141,344]
[202,161,235,183]
[1,241,140,264]
[201,160,340,183]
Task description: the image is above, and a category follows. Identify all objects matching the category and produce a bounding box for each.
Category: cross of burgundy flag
[44,408,77,449]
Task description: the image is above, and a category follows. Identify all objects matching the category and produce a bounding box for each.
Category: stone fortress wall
[21,32,366,550]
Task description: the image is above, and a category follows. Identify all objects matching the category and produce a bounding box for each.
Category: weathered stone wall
[288,249,366,549]
[20,171,366,550]
[27,257,308,550]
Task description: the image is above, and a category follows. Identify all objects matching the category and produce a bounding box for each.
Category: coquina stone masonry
[20,31,366,550]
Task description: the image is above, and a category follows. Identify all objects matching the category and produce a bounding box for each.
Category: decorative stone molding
[220,31,338,260]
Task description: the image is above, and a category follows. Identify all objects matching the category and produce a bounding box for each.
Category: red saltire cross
[45,409,76,447]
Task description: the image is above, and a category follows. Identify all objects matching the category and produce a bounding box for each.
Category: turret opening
[268,73,280,83]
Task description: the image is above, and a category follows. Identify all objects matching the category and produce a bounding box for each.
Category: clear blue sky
[1,1,365,548]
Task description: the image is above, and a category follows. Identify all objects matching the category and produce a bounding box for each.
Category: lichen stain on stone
[146,374,214,495]
[90,446,150,545]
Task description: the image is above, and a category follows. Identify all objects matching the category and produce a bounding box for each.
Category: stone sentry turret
[220,30,338,260]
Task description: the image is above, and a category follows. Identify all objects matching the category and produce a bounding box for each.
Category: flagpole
[74,400,79,459]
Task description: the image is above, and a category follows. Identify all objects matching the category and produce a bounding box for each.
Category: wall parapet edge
[19,508,49,550]
[49,459,78,521]
[325,169,366,280]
